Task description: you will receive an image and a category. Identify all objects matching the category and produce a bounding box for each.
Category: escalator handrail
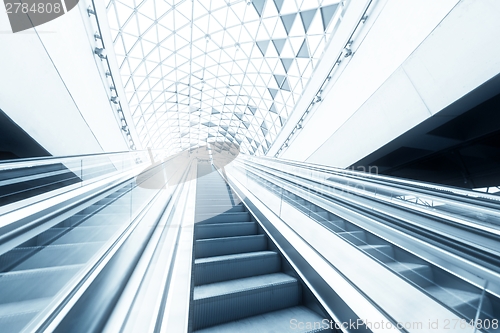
[0,148,172,167]
[236,160,498,287]
[247,155,500,204]
[243,158,500,238]
[243,159,500,261]
[241,155,500,229]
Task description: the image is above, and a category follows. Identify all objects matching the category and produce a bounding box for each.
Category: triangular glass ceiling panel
[106,0,345,156]
[279,116,287,126]
[280,13,297,35]
[297,40,310,58]
[274,75,286,86]
[268,88,279,99]
[253,0,267,17]
[272,39,287,55]
[256,40,270,56]
[281,58,294,73]
[269,103,278,114]
[274,0,284,13]
[300,9,317,33]
[321,4,339,31]
[281,79,291,91]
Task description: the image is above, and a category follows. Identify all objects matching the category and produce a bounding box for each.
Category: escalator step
[0,309,41,333]
[197,185,230,190]
[195,222,257,240]
[10,242,105,271]
[337,231,366,245]
[78,204,103,215]
[195,212,251,224]
[95,197,118,205]
[60,215,87,228]
[107,191,128,198]
[193,306,329,333]
[194,251,280,285]
[426,286,492,320]
[325,220,346,232]
[192,273,300,330]
[0,297,51,318]
[311,210,331,220]
[50,226,119,245]
[81,204,130,215]
[196,198,240,207]
[386,262,434,287]
[359,244,395,262]
[197,193,237,198]
[0,264,83,303]
[196,204,245,214]
[195,235,267,259]
[74,213,130,227]
[33,228,68,246]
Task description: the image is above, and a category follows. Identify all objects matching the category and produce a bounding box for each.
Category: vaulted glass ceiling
[106,0,342,155]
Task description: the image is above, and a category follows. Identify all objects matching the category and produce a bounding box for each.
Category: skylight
[106,0,343,155]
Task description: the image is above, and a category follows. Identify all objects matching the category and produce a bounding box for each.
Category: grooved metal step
[196,199,239,207]
[193,306,329,333]
[0,308,43,333]
[196,194,237,201]
[195,235,267,259]
[192,273,300,330]
[0,297,51,318]
[79,204,129,215]
[8,242,105,271]
[196,204,245,214]
[195,212,251,224]
[75,213,129,227]
[195,222,257,239]
[359,244,395,262]
[337,231,366,245]
[325,219,346,232]
[385,262,434,287]
[194,251,280,285]
[425,286,493,320]
[0,264,84,304]
[46,226,118,245]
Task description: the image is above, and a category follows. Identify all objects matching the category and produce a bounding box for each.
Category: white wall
[0,0,131,156]
[277,0,500,167]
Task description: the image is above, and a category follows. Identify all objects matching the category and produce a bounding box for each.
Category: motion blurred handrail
[0,150,151,170]
[241,155,500,231]
[252,155,500,204]
[240,158,500,260]
[0,149,157,212]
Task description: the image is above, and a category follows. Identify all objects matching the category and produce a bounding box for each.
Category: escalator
[246,165,500,332]
[0,168,160,332]
[190,162,332,332]
[5,151,500,332]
